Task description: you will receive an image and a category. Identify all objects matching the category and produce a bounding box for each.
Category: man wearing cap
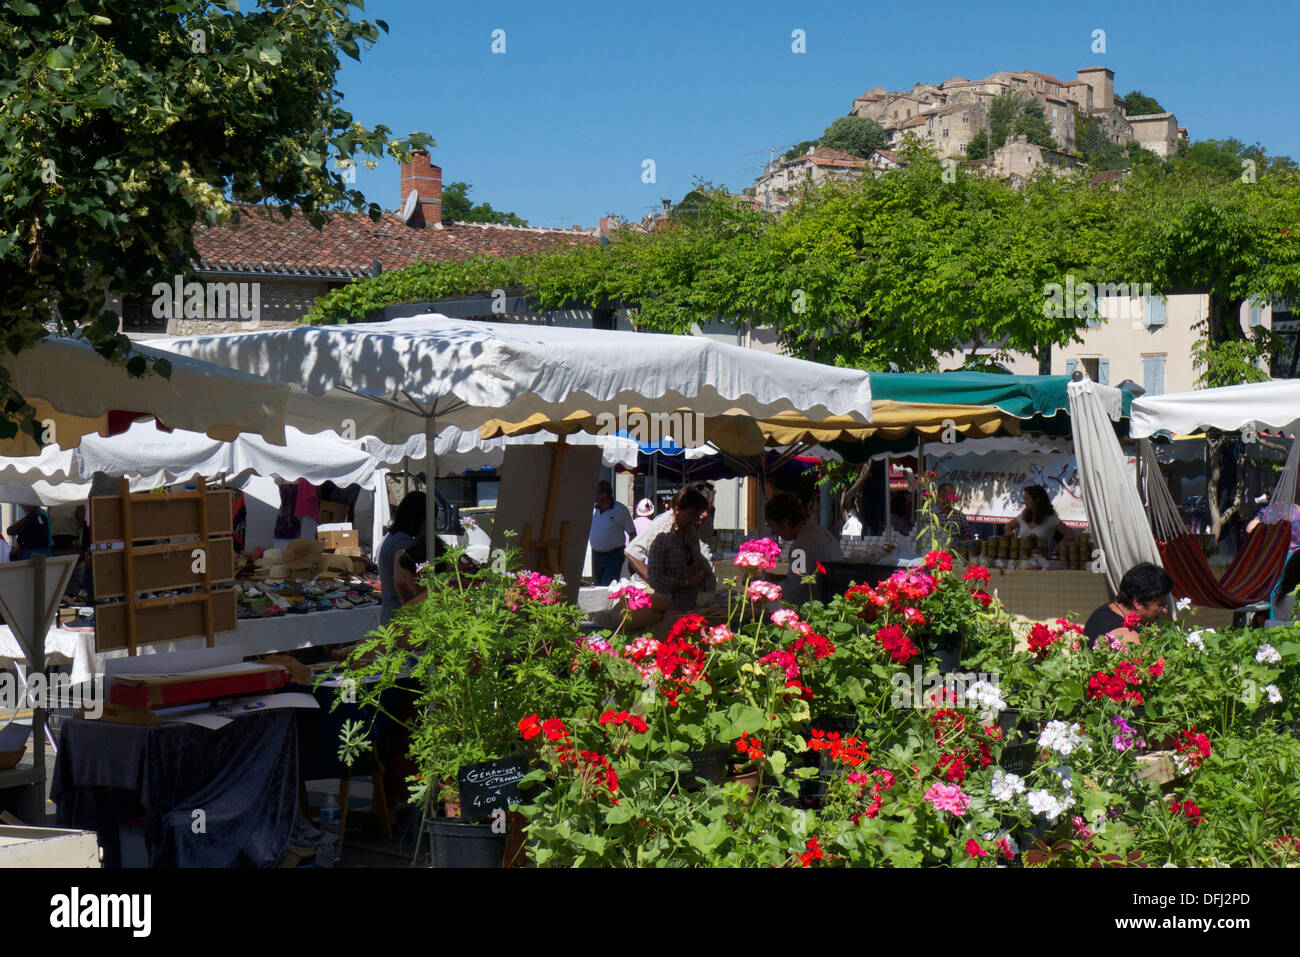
[589,480,637,586]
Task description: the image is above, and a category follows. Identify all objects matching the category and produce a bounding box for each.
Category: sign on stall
[931,451,1136,528]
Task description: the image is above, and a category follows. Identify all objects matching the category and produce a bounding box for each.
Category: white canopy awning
[2,337,288,451]
[1130,380,1300,439]
[153,315,875,539]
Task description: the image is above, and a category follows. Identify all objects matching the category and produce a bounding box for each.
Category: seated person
[889,491,914,536]
[1083,563,1174,645]
[645,487,715,612]
[1004,484,1074,552]
[625,487,712,582]
[765,492,843,606]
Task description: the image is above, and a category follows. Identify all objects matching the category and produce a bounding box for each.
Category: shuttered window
[1142,355,1166,396]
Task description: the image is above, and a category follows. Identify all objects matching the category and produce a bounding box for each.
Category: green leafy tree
[0,0,431,440]
[1119,90,1163,115]
[819,115,888,159]
[1104,164,1300,537]
[964,130,990,160]
[440,181,527,226]
[988,91,1056,150]
[782,139,818,161]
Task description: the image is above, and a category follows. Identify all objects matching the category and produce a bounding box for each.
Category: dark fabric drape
[53,710,297,867]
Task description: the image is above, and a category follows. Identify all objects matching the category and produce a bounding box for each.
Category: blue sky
[337,0,1299,228]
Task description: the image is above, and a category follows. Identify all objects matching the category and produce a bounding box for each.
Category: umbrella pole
[424,413,437,544]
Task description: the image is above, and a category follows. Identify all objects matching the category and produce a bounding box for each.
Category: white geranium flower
[965,679,1007,712]
[1026,789,1073,822]
[1256,643,1281,665]
[1265,684,1283,704]
[1185,630,1206,651]
[1038,720,1090,756]
[1175,597,1192,612]
[1051,765,1074,790]
[990,769,1026,802]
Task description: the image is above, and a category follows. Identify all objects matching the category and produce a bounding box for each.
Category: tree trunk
[840,462,871,520]
[1204,430,1248,543]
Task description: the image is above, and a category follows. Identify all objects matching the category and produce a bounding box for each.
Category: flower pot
[683,748,731,790]
[726,771,761,791]
[425,818,506,868]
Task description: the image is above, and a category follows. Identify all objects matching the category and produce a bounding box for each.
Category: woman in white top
[1004,484,1074,551]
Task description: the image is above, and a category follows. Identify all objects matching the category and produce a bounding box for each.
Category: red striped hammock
[1157,522,1291,609]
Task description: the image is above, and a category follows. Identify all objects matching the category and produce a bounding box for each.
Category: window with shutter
[1097,358,1110,385]
[1066,358,1078,376]
[1144,294,1166,327]
[1142,355,1166,396]
[1249,299,1263,327]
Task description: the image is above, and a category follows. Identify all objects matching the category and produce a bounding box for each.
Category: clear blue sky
[337,0,1299,228]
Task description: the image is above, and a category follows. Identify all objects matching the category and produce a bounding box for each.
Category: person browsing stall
[765,492,843,605]
[378,491,425,626]
[589,480,637,586]
[625,488,712,582]
[1083,563,1174,645]
[646,487,715,611]
[1004,484,1074,551]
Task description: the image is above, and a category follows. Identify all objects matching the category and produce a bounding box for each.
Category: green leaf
[603,803,633,825]
[45,46,75,70]
[767,751,788,776]
[93,86,118,108]
[11,1,40,15]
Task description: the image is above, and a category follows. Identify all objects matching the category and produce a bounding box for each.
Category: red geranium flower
[518,714,541,740]
[800,837,824,867]
[542,717,569,742]
[965,838,988,859]
[963,566,991,583]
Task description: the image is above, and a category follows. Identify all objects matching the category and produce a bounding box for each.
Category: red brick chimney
[399,149,442,226]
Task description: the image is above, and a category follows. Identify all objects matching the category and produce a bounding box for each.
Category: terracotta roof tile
[193,204,598,278]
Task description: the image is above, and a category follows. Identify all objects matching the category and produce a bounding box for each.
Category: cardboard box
[318,528,359,551]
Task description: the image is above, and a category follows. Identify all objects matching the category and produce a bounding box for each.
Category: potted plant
[330,544,598,867]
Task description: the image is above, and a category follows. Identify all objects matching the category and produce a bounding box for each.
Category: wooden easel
[518,437,571,577]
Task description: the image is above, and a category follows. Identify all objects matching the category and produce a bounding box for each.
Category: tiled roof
[193,204,599,278]
[1020,69,1067,86]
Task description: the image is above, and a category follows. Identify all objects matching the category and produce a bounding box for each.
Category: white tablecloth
[0,625,98,688]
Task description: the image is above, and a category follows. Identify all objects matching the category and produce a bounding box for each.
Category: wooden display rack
[91,478,236,655]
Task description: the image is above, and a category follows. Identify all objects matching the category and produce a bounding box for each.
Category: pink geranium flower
[609,584,653,610]
[923,782,970,817]
[747,580,782,602]
[734,537,782,571]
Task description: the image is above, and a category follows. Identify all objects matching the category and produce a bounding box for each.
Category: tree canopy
[441,181,527,226]
[0,0,430,440]
[307,141,1300,392]
[988,91,1056,150]
[1119,90,1164,116]
[819,115,888,159]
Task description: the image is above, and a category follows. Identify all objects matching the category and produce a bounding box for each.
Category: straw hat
[265,564,292,582]
[635,498,655,517]
[282,538,325,572]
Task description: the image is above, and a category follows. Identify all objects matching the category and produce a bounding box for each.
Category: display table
[0,624,97,689]
[51,708,298,867]
[93,603,383,668]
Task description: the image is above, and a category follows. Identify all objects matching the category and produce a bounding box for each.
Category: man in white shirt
[589,481,637,586]
[765,492,843,606]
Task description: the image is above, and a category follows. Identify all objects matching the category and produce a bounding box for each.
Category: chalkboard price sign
[457,755,529,821]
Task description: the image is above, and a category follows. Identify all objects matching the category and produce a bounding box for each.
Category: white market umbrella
[1068,376,1162,593]
[153,315,875,542]
[2,336,288,451]
[77,421,375,489]
[1130,380,1300,439]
